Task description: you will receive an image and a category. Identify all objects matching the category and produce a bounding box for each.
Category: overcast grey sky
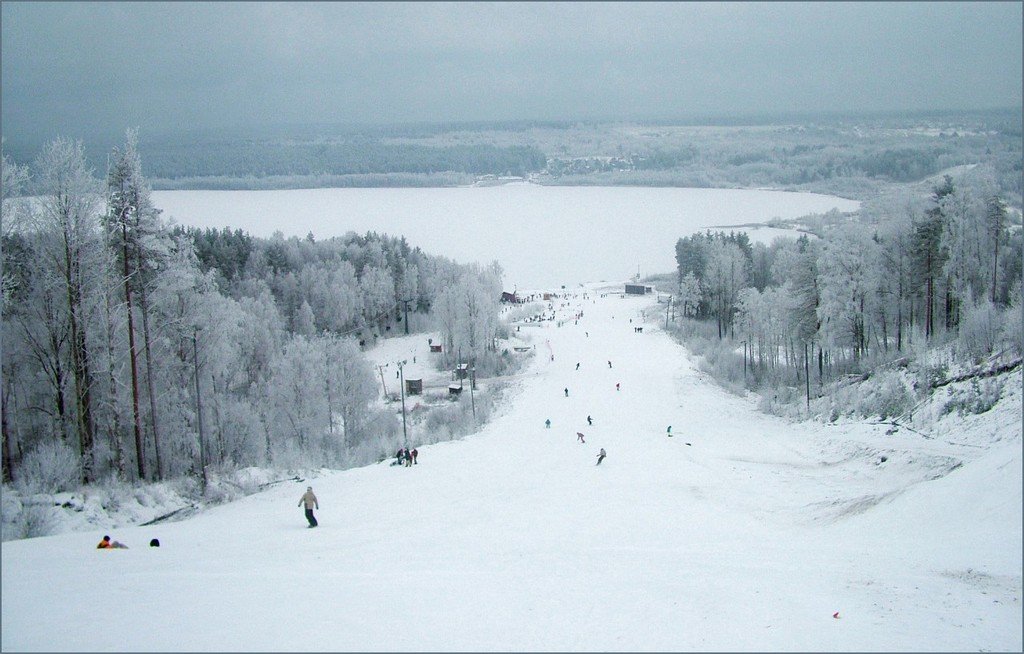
[2,1,1021,141]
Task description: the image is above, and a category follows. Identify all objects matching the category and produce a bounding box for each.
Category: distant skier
[608,360,612,368]
[615,383,620,392]
[596,448,606,465]
[587,415,593,426]
[667,426,672,437]
[577,432,586,443]
[576,362,580,370]
[411,448,418,464]
[564,388,569,397]
[545,418,551,429]
[405,448,413,467]
[96,535,128,549]
[299,486,319,528]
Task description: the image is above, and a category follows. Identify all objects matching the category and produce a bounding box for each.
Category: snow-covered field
[151,185,859,289]
[3,285,1019,652]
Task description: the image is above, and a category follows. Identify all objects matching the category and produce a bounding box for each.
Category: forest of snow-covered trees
[670,167,1022,414]
[1,132,509,495]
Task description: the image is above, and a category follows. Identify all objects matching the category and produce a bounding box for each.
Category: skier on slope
[298,486,319,528]
[96,535,128,549]
[596,448,606,465]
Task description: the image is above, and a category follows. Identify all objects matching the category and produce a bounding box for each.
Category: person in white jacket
[298,487,319,528]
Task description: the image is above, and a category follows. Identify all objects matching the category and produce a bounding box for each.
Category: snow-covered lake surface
[152,185,859,288]
[3,286,1020,651]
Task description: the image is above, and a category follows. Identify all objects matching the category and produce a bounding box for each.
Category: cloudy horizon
[2,1,1021,143]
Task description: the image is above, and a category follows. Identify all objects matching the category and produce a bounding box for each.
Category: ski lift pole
[398,361,409,449]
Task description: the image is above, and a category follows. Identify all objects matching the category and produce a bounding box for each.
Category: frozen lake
[152,184,859,289]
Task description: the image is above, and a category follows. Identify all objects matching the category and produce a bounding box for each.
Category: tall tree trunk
[1,379,12,484]
[103,289,127,479]
[121,225,146,481]
[65,237,96,484]
[925,251,934,340]
[137,280,162,480]
[193,330,207,491]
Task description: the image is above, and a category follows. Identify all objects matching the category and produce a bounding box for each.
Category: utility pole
[398,360,409,449]
[665,295,672,329]
[377,364,388,397]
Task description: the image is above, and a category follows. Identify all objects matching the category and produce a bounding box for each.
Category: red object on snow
[832,612,840,619]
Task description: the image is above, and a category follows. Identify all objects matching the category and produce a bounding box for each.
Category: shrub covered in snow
[941,378,1005,417]
[14,441,80,495]
[859,370,914,419]
[956,300,1004,363]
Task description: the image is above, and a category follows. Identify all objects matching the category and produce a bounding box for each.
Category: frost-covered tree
[701,239,748,338]
[104,129,171,480]
[265,335,327,464]
[33,138,104,483]
[2,149,32,482]
[912,176,953,340]
[816,224,881,361]
[939,181,988,329]
[359,265,395,335]
[677,272,701,318]
[323,335,377,450]
[986,195,1008,304]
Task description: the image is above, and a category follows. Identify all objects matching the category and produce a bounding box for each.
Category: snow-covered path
[2,285,1020,651]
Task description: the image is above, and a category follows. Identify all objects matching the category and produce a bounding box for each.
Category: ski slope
[2,284,1021,651]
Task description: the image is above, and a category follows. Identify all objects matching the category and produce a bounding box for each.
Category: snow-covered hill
[2,284,1020,651]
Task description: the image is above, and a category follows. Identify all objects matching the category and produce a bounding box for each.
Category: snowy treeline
[1,133,505,494]
[674,168,1022,396]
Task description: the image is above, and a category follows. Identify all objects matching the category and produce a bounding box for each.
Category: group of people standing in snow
[393,447,418,467]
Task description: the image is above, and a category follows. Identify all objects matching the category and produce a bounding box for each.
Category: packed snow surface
[151,185,859,288]
[2,286,1020,652]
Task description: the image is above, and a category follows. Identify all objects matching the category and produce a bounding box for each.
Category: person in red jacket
[410,448,418,464]
[97,535,128,549]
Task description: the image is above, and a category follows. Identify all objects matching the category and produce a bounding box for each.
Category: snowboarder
[615,383,620,391]
[587,415,593,426]
[667,426,672,437]
[96,535,128,549]
[577,432,586,443]
[608,360,612,368]
[411,448,418,464]
[564,388,569,397]
[299,486,319,528]
[545,419,551,429]
[576,362,580,370]
[596,448,606,465]
[394,448,405,466]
